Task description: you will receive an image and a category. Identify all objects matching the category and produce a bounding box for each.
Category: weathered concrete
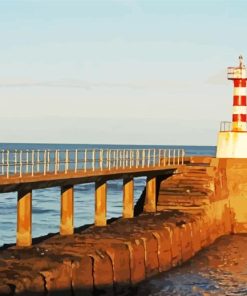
[1,157,247,295]
[95,180,107,226]
[144,176,157,213]
[123,178,134,218]
[17,189,32,247]
[214,158,247,233]
[60,185,74,236]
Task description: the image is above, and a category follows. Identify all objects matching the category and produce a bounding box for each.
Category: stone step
[160,182,213,188]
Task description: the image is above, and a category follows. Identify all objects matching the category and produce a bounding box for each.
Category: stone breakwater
[0,213,231,295]
[0,159,238,295]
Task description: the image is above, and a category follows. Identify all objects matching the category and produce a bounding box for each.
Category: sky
[0,0,246,145]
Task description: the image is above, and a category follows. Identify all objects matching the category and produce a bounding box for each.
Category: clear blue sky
[0,0,246,145]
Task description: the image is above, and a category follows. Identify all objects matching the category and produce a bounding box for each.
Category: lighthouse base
[216,131,247,158]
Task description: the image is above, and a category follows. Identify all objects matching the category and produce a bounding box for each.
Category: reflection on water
[136,235,247,296]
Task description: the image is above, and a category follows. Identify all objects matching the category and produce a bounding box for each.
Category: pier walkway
[0,148,185,247]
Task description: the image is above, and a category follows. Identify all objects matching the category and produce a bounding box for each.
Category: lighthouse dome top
[228,55,246,80]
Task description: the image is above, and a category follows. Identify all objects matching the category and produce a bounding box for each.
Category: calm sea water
[0,144,216,246]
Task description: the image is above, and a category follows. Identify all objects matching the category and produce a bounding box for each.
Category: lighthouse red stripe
[234,79,247,87]
[233,96,247,106]
[232,114,247,122]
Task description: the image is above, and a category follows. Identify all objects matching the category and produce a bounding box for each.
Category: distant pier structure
[217,55,247,157]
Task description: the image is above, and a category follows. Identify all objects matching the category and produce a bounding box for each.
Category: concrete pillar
[60,185,74,235]
[17,189,32,247]
[144,176,157,212]
[95,180,107,226]
[123,177,134,218]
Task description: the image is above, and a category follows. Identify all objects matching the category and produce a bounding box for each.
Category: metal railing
[220,121,232,132]
[0,148,185,178]
[227,67,246,79]
[220,121,247,132]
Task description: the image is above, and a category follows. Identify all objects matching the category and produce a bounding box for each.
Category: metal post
[92,149,95,171]
[20,150,22,177]
[100,149,103,171]
[116,150,119,169]
[158,149,161,167]
[123,150,125,169]
[31,150,34,176]
[14,150,17,174]
[136,150,139,168]
[43,150,47,175]
[120,150,122,168]
[153,149,156,167]
[57,150,60,172]
[182,149,185,165]
[142,150,145,168]
[1,150,4,176]
[148,149,151,167]
[109,150,111,170]
[75,149,78,173]
[130,150,132,168]
[47,150,50,172]
[37,150,40,173]
[6,150,9,178]
[26,150,29,174]
[55,150,58,175]
[84,149,87,172]
[65,149,69,173]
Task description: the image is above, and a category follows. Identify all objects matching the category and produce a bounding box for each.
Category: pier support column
[60,185,74,235]
[95,180,107,226]
[123,177,134,218]
[17,189,32,247]
[144,176,157,213]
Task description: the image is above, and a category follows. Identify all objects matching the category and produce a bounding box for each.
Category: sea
[0,143,216,247]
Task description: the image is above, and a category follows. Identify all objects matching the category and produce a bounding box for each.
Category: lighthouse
[216,56,247,158]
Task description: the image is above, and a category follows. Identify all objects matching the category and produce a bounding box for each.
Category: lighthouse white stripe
[234,87,246,96]
[232,106,247,114]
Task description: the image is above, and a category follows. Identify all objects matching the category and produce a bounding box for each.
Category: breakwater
[2,155,244,295]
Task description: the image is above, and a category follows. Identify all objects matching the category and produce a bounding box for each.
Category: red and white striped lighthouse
[217,56,247,158]
[228,55,247,131]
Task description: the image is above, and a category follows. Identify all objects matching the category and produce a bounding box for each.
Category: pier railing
[0,148,185,178]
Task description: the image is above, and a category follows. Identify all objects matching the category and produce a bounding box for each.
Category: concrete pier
[95,180,107,226]
[123,177,134,218]
[17,189,32,247]
[60,185,74,236]
[144,176,157,212]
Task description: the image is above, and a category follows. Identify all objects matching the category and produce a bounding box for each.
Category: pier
[0,148,185,247]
